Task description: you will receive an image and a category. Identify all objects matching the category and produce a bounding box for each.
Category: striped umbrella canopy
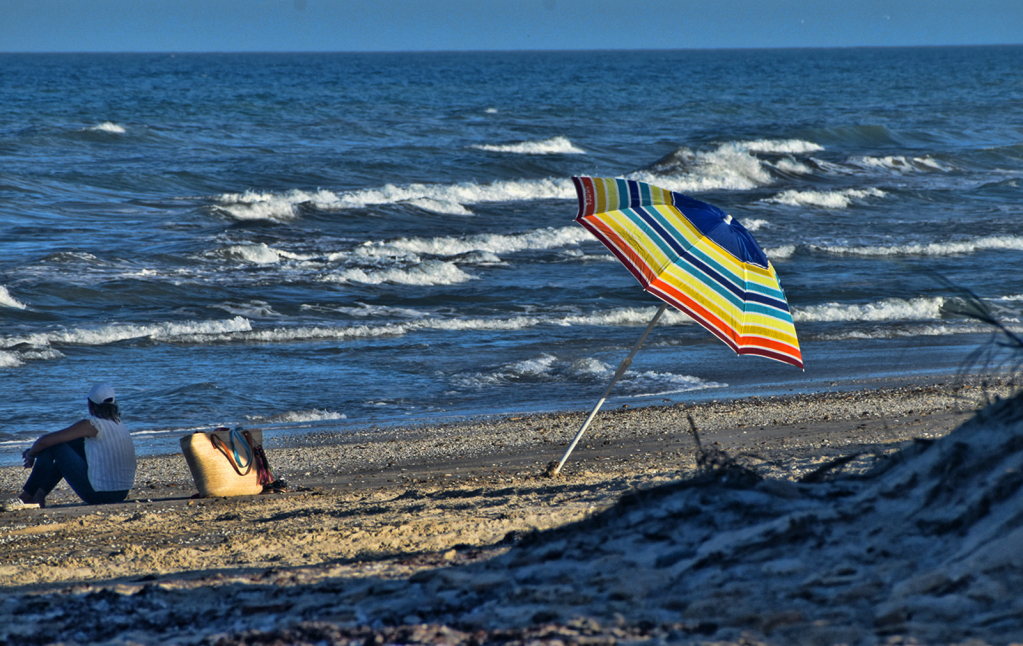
[550,177,802,475]
[573,176,803,368]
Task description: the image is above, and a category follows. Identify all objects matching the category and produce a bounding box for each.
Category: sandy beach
[1,378,1019,645]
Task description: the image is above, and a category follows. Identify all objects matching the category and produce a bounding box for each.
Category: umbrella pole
[552,303,668,476]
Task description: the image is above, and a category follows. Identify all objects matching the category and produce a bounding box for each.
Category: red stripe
[648,280,738,344]
[738,346,804,369]
[577,216,658,288]
[573,176,597,219]
[647,284,740,352]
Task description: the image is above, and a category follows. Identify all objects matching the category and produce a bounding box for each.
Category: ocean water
[2,47,1022,464]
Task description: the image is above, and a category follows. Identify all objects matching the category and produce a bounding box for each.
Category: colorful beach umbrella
[553,176,802,475]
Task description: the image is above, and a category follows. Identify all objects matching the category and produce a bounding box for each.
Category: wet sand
[0,379,1012,644]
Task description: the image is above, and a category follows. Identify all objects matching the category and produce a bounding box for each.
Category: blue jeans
[23,438,129,505]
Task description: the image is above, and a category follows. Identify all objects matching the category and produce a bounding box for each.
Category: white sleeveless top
[85,416,137,492]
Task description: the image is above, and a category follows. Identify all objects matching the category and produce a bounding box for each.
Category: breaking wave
[742,219,770,232]
[764,187,886,209]
[0,286,26,309]
[795,297,945,323]
[353,226,593,260]
[215,178,575,221]
[216,243,315,265]
[321,260,476,286]
[848,154,953,173]
[471,136,586,155]
[811,235,1023,257]
[247,409,347,424]
[215,189,340,220]
[451,352,723,395]
[87,122,126,134]
[0,351,23,369]
[0,317,252,350]
[817,322,1022,341]
[733,139,825,154]
[631,143,776,192]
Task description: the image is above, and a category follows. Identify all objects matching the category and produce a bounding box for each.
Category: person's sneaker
[2,498,40,511]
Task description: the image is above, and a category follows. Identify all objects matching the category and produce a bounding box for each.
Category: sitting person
[13,383,136,509]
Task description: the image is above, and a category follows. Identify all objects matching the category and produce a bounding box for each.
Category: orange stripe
[737,335,802,358]
[648,281,739,350]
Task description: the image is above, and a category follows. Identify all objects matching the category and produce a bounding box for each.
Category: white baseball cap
[87,383,116,405]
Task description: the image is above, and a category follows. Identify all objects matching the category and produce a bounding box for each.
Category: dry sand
[0,379,1017,645]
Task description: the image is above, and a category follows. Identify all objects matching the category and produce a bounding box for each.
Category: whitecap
[214,178,576,218]
[772,158,815,175]
[0,316,252,349]
[248,409,347,424]
[322,260,476,286]
[354,226,592,259]
[618,370,727,397]
[734,139,825,154]
[0,286,26,310]
[0,350,23,369]
[817,322,1020,341]
[215,189,341,221]
[848,155,952,174]
[742,219,770,232]
[88,122,126,134]
[405,197,473,215]
[223,243,283,264]
[766,245,797,261]
[214,301,281,318]
[630,143,775,191]
[763,187,886,209]
[795,297,945,323]
[811,234,1023,257]
[472,136,586,155]
[453,352,724,395]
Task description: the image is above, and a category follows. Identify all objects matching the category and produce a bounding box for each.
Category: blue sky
[1,0,1019,52]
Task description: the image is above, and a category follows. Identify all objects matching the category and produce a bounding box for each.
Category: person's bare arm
[23,420,98,467]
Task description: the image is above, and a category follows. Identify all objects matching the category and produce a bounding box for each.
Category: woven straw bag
[180,427,270,497]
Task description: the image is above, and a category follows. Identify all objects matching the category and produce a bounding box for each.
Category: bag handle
[229,427,252,470]
[209,428,253,476]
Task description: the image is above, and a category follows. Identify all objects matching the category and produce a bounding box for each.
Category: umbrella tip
[724,213,733,224]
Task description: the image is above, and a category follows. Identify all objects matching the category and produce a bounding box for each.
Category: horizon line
[2,43,1022,56]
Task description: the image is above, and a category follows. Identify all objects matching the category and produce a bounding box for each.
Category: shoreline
[1,378,1017,644]
[2,379,1004,562]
